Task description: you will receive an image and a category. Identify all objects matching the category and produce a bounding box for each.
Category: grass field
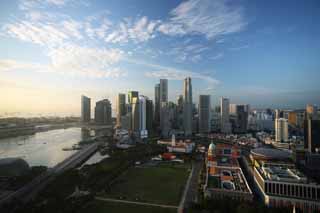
[79,200,177,213]
[102,163,191,205]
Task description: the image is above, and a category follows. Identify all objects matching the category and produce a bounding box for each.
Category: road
[178,159,203,213]
[95,197,178,209]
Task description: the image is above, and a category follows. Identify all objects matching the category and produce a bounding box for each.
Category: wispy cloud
[209,53,224,60]
[0,44,126,78]
[158,0,247,40]
[229,44,249,51]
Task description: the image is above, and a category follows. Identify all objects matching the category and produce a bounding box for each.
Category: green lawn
[102,164,190,205]
[79,200,177,213]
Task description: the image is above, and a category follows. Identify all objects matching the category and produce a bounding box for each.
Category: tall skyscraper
[235,105,248,133]
[306,104,318,120]
[154,83,160,124]
[159,79,168,134]
[304,118,320,153]
[131,97,140,132]
[160,79,168,103]
[128,91,139,105]
[139,96,148,138]
[116,93,126,127]
[81,95,91,122]
[220,97,231,133]
[183,77,192,136]
[94,99,112,125]
[146,99,153,133]
[275,118,288,143]
[199,95,211,133]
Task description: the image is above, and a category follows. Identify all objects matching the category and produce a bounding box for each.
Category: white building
[275,118,288,142]
[139,95,148,138]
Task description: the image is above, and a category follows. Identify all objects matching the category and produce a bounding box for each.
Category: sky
[0,0,320,116]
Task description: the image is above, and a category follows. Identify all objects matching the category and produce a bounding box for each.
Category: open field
[79,199,177,213]
[102,163,191,205]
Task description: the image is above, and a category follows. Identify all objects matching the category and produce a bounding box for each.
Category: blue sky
[0,0,319,116]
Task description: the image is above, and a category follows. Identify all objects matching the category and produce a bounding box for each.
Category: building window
[280,184,283,195]
[295,185,299,197]
[288,184,291,196]
[276,183,279,194]
[312,188,316,200]
[284,184,287,196]
[308,187,311,199]
[299,186,303,197]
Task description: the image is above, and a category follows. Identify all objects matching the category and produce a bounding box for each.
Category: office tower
[236,105,248,133]
[146,99,153,133]
[154,83,160,124]
[139,96,147,138]
[128,91,139,105]
[183,77,192,136]
[304,119,320,153]
[275,118,288,143]
[116,93,126,127]
[306,104,318,120]
[229,104,237,115]
[131,97,140,132]
[160,79,168,103]
[275,109,284,120]
[288,111,297,126]
[199,95,211,133]
[220,97,231,133]
[159,79,168,134]
[81,95,91,122]
[94,99,112,125]
[177,95,184,130]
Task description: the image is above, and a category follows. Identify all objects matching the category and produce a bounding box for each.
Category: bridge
[0,143,99,208]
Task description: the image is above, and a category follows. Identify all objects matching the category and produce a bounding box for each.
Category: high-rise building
[306,104,318,120]
[199,95,211,133]
[288,111,297,126]
[177,95,184,130]
[304,119,320,153]
[160,79,168,103]
[235,105,248,133]
[229,104,237,115]
[159,79,168,134]
[131,97,140,132]
[116,93,126,127]
[94,99,112,125]
[275,118,288,143]
[154,83,160,124]
[128,91,139,105]
[146,99,153,133]
[220,97,231,133]
[183,77,192,136]
[139,96,147,138]
[81,95,91,122]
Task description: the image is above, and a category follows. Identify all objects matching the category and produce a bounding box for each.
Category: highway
[0,143,98,208]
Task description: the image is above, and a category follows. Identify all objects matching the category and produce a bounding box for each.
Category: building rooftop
[251,147,291,160]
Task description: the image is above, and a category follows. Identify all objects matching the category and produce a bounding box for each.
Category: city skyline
[1,0,320,116]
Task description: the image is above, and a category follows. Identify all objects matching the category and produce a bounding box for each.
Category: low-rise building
[250,148,320,212]
[204,142,253,201]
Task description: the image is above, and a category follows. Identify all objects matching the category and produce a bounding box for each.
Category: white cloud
[104,16,161,44]
[158,0,246,40]
[209,53,224,60]
[0,45,126,78]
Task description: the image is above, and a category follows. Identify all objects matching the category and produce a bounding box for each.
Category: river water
[0,127,93,167]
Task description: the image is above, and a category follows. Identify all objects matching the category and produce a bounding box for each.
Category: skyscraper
[154,83,160,124]
[183,77,192,136]
[81,95,91,122]
[275,118,288,143]
[94,99,112,125]
[159,79,168,134]
[304,118,320,153]
[146,99,153,134]
[131,97,140,132]
[116,93,126,127]
[235,105,248,133]
[160,79,168,103]
[128,91,139,105]
[199,95,211,133]
[306,104,318,120]
[220,97,231,133]
[139,96,147,138]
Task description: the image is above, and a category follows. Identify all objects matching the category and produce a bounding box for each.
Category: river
[0,127,94,167]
